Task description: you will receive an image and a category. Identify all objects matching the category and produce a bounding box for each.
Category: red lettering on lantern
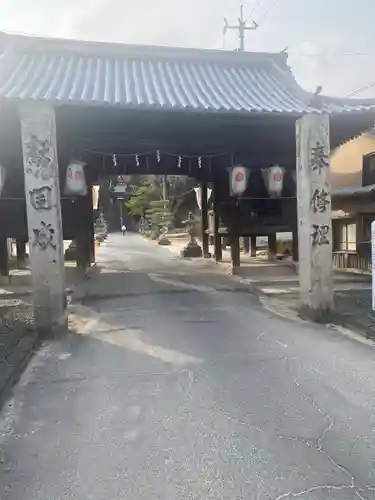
[235,171,245,182]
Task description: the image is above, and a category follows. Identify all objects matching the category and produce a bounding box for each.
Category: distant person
[121,224,126,236]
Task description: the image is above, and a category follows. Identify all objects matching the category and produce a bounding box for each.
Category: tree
[125,183,153,218]
[145,199,173,232]
[125,176,197,232]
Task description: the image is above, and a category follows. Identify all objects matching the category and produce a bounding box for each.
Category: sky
[0,0,375,97]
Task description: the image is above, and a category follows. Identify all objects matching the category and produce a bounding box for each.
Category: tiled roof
[0,33,374,116]
[332,184,375,198]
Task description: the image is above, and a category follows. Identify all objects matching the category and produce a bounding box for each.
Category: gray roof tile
[0,33,374,116]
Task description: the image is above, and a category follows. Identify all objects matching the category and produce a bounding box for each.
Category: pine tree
[145,199,173,235]
[125,183,153,218]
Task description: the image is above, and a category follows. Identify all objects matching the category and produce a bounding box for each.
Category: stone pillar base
[299,304,335,323]
[158,235,171,246]
[231,264,241,275]
[180,242,202,258]
[38,316,68,339]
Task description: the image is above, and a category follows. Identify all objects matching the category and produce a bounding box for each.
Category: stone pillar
[243,237,250,255]
[268,234,277,260]
[16,239,27,268]
[296,113,333,319]
[200,182,210,258]
[250,236,257,257]
[20,102,66,333]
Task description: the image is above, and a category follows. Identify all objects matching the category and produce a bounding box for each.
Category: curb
[0,328,39,412]
[0,263,99,412]
[234,273,375,341]
[69,263,99,303]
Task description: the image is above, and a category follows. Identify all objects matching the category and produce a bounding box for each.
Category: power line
[347,81,375,98]
[257,0,277,24]
[291,51,375,58]
[249,0,264,16]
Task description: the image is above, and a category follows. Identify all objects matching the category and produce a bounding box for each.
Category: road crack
[276,484,367,499]
[275,380,371,500]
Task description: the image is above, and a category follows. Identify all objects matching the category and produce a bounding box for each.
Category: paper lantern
[229,166,249,196]
[64,161,87,196]
[194,186,212,210]
[92,185,100,210]
[262,165,285,198]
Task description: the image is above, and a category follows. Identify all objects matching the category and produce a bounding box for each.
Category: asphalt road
[1,233,375,500]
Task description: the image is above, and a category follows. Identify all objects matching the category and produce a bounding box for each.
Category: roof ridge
[0,31,288,66]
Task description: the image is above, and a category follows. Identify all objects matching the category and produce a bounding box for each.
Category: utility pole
[223,4,258,52]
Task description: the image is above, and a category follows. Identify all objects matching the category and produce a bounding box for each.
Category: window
[362,215,375,245]
[337,221,356,251]
[362,154,375,186]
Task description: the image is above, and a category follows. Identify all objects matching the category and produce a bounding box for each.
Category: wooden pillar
[16,239,27,268]
[201,182,210,258]
[75,234,85,270]
[212,182,222,262]
[229,200,241,273]
[243,237,250,254]
[251,235,257,257]
[296,113,333,319]
[20,102,66,333]
[268,234,277,260]
[76,233,91,270]
[88,185,95,264]
[75,195,92,270]
[230,233,240,273]
[292,228,299,262]
[90,227,95,264]
[0,237,9,277]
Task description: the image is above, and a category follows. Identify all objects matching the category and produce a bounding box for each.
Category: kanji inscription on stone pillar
[296,113,333,318]
[20,102,66,332]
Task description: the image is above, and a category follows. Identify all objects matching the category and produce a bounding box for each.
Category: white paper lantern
[229,166,248,196]
[262,165,285,198]
[194,186,213,210]
[92,185,100,210]
[64,161,87,196]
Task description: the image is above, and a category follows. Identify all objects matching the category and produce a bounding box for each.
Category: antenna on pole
[223,3,258,52]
